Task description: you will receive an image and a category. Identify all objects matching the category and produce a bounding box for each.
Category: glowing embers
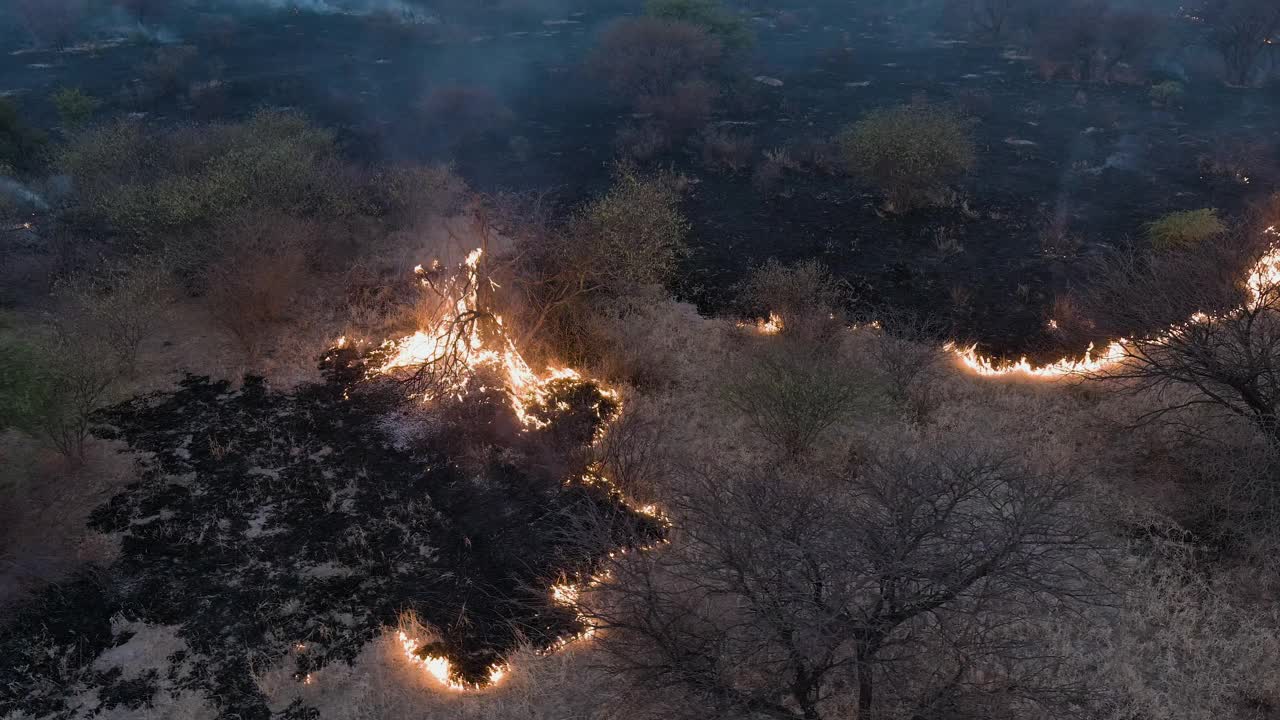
[398,631,507,691]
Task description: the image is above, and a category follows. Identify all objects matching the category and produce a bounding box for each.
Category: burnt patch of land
[0,349,660,719]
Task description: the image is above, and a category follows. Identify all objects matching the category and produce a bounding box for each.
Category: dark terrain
[4,3,1278,358]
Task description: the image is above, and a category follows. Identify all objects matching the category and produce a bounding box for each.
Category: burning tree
[586,442,1101,720]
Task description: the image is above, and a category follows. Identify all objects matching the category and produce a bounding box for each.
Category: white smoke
[0,177,49,210]
[219,0,439,24]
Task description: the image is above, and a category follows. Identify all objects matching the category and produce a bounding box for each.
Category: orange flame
[397,631,507,691]
[374,249,615,427]
[951,230,1280,379]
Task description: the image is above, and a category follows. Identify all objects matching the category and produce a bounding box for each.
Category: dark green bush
[50,87,100,129]
[837,104,975,213]
[646,0,752,49]
[57,110,357,236]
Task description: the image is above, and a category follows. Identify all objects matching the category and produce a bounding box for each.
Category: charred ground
[0,348,659,719]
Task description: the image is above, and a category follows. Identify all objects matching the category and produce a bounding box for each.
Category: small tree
[1149,80,1185,107]
[1202,0,1280,86]
[1144,209,1226,252]
[56,260,173,372]
[721,336,874,458]
[838,104,975,213]
[50,87,100,129]
[0,98,48,174]
[0,331,123,464]
[510,166,688,354]
[589,17,723,138]
[588,441,1101,720]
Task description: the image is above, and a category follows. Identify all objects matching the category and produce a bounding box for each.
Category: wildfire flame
[397,631,507,691]
[746,229,1280,381]
[347,248,662,690]
[374,249,613,426]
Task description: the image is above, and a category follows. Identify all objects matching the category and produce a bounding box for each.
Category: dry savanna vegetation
[3,1,1280,719]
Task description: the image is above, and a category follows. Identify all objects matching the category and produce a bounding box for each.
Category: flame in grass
[951,227,1280,378]
[397,631,507,691]
[342,249,662,691]
[744,229,1280,381]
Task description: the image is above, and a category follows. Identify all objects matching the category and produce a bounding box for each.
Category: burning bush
[837,104,975,213]
[735,258,849,338]
[589,17,724,140]
[1145,209,1228,252]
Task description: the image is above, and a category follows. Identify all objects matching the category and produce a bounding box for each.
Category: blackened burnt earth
[0,349,662,719]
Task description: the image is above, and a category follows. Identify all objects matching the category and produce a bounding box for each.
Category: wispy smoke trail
[0,177,49,210]
[219,0,438,23]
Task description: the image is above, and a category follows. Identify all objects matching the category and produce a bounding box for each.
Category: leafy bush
[57,111,357,237]
[50,87,100,129]
[837,104,975,213]
[645,0,751,49]
[1145,209,1226,251]
[0,331,122,463]
[572,165,689,290]
[507,166,688,363]
[1150,80,1185,107]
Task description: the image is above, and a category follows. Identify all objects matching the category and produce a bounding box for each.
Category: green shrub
[837,104,975,213]
[57,110,357,237]
[574,165,689,290]
[646,0,751,49]
[1145,209,1226,251]
[50,87,100,128]
[0,331,121,463]
[1150,80,1185,107]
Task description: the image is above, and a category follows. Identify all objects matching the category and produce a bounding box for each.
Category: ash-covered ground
[0,348,661,719]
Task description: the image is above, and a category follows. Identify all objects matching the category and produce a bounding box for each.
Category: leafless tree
[867,311,949,424]
[968,0,1020,40]
[586,442,1103,720]
[1085,230,1280,443]
[1202,0,1280,86]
